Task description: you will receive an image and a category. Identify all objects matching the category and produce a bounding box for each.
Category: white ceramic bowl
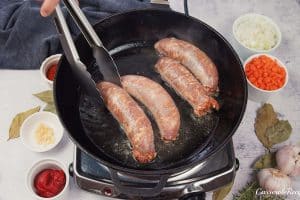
[244,53,288,102]
[233,13,281,60]
[20,111,64,152]
[26,159,69,200]
[40,54,62,87]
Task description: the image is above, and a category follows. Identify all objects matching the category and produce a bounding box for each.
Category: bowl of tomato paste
[40,54,62,88]
[26,158,69,199]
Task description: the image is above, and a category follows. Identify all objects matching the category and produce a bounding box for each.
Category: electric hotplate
[69,140,238,200]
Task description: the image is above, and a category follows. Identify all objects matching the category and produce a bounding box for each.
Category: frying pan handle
[110,169,169,197]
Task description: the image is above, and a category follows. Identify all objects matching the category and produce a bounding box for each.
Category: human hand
[40,0,60,17]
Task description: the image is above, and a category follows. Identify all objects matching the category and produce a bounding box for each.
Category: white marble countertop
[1,0,300,199]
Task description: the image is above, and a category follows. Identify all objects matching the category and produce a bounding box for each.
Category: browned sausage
[155,57,219,116]
[121,75,180,141]
[155,37,219,93]
[97,82,156,163]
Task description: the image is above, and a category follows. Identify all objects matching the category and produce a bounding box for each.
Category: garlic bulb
[257,168,292,191]
[276,145,300,176]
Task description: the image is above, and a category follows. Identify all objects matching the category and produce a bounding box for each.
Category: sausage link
[97,82,156,163]
[155,57,219,116]
[155,37,219,93]
[121,75,180,141]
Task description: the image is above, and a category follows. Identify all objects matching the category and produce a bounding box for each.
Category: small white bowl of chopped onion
[20,111,64,152]
[233,13,281,60]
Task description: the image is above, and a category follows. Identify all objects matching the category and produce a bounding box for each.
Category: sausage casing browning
[122,75,180,141]
[97,82,156,163]
[155,57,219,116]
[155,37,219,93]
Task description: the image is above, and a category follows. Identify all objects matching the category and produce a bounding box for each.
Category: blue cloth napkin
[0,0,150,69]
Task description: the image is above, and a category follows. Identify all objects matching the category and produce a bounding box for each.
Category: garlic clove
[276,145,300,177]
[290,167,300,177]
[257,168,292,192]
[290,146,300,176]
[276,145,297,174]
[258,168,272,188]
[264,173,292,191]
[289,148,300,176]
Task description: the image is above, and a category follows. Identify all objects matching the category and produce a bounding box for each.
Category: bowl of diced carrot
[243,53,288,102]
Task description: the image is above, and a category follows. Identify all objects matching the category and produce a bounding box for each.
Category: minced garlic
[35,123,55,145]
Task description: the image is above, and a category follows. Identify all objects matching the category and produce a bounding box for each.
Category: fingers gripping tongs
[53,0,121,103]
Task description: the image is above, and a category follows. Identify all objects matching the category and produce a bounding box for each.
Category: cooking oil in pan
[78,42,220,169]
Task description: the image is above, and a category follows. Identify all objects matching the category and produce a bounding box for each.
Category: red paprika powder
[34,169,66,198]
[46,64,58,81]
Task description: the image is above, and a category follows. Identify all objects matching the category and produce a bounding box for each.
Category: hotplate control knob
[102,187,113,196]
[69,163,74,177]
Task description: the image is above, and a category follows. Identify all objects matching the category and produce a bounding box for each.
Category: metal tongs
[53,0,121,102]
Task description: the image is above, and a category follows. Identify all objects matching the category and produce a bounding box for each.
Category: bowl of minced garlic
[35,123,55,146]
[21,112,64,152]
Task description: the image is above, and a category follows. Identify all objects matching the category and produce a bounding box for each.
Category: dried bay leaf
[254,103,278,148]
[44,104,56,114]
[33,90,53,104]
[213,181,233,200]
[253,152,276,169]
[266,120,292,147]
[8,106,40,140]
[34,90,57,114]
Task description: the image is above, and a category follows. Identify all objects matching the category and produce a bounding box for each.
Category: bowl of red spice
[26,159,69,200]
[244,53,288,102]
[40,54,62,87]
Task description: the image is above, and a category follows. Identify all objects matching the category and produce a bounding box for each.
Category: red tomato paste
[34,169,66,198]
[46,64,58,81]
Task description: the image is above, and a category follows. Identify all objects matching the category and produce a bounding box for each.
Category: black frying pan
[54,9,247,196]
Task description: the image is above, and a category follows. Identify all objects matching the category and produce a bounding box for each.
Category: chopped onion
[235,15,278,51]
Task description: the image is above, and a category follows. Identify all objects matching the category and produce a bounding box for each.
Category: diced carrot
[245,55,286,91]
